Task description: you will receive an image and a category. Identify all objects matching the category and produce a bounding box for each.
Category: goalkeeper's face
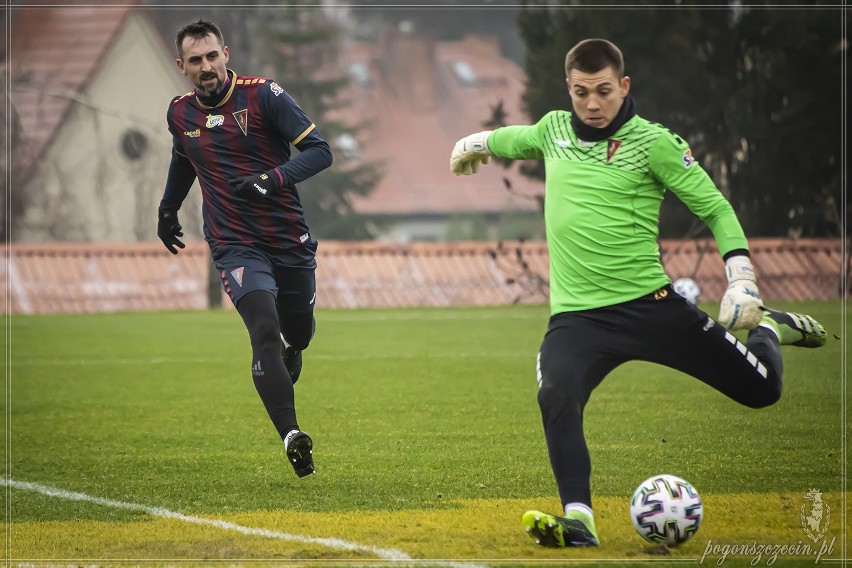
[177,33,230,98]
[566,67,630,129]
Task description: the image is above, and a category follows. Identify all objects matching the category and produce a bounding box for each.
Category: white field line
[3,478,487,568]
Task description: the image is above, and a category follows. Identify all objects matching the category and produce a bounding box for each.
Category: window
[120,129,148,161]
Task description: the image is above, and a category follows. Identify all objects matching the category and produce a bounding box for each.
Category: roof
[2,238,843,314]
[7,3,138,173]
[336,33,542,216]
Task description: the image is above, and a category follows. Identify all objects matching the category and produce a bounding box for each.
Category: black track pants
[536,286,782,508]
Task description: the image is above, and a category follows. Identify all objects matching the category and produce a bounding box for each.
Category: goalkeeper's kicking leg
[524,288,826,548]
[649,300,827,410]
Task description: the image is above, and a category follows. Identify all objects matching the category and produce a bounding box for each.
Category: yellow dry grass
[8,492,846,565]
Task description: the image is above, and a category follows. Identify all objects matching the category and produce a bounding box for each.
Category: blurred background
[3,0,847,312]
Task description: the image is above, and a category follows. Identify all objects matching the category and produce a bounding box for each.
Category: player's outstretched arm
[718,255,764,330]
[450,130,493,176]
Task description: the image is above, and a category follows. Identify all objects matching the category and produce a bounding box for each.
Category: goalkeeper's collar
[570,95,636,142]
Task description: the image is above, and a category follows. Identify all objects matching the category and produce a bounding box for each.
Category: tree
[259,2,382,239]
[515,1,845,238]
[717,6,846,237]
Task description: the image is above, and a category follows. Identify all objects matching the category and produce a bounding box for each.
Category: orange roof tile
[336,34,542,216]
[1,239,842,315]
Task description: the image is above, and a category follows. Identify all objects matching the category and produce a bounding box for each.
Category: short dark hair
[175,19,224,59]
[565,39,624,78]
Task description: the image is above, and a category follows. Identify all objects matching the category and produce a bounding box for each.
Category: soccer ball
[630,474,703,546]
[672,278,701,305]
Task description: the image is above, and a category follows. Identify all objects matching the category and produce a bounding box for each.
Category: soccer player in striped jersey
[450,38,826,547]
[157,19,332,478]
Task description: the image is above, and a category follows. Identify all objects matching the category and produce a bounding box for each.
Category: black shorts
[537,285,781,409]
[211,243,317,311]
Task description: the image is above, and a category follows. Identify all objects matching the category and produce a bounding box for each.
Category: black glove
[229,169,281,199]
[157,209,185,255]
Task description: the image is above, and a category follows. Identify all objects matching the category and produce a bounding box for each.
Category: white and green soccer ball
[630,474,703,546]
[673,278,701,305]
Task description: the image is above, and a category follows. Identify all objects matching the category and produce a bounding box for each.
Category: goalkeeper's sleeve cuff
[466,130,493,155]
[722,248,750,261]
[725,255,756,283]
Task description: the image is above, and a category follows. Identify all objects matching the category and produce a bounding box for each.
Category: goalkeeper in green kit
[450,38,827,548]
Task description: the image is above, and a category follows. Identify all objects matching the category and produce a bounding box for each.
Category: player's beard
[196,72,224,97]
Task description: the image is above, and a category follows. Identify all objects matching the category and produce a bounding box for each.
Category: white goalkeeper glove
[450,131,493,176]
[718,255,764,331]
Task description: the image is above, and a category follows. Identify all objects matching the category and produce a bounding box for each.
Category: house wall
[15,13,203,244]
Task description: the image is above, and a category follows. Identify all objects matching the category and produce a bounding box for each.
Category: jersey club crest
[606,139,623,163]
[232,109,248,136]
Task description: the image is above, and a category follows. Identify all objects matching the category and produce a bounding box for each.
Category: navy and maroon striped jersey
[163,69,332,253]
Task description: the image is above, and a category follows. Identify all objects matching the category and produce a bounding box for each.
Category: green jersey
[487,111,748,314]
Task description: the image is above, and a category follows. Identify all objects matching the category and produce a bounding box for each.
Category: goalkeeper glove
[718,255,763,331]
[450,131,493,176]
[157,209,185,255]
[229,169,282,199]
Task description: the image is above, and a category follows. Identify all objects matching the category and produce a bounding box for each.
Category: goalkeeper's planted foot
[758,307,826,348]
[522,510,599,547]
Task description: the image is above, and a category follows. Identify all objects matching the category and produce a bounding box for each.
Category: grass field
[3,301,847,567]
